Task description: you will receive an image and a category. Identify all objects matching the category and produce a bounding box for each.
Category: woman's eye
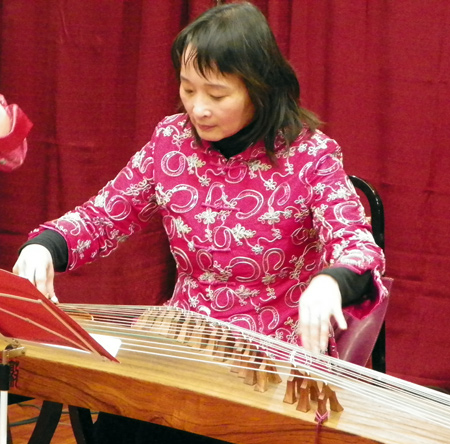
[183,89,194,95]
[210,95,225,101]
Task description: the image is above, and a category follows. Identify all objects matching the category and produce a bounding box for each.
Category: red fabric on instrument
[0,1,449,390]
[0,269,118,362]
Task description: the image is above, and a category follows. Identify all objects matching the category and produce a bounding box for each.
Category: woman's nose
[192,99,211,118]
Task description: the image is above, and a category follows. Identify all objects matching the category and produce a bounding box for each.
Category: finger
[301,315,322,354]
[17,261,38,285]
[334,311,348,331]
[332,305,348,331]
[34,266,50,296]
[12,261,20,275]
[46,278,58,303]
[50,294,59,304]
[298,307,312,351]
[319,319,331,353]
[310,317,324,354]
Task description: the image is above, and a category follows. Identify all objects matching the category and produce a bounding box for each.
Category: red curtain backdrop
[0,1,449,390]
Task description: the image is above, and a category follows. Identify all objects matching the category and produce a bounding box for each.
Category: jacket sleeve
[28,127,161,270]
[303,133,388,318]
[0,94,33,172]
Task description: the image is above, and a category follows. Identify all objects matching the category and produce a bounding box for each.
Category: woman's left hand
[298,274,347,354]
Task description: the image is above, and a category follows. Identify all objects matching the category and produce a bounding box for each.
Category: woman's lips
[197,123,216,132]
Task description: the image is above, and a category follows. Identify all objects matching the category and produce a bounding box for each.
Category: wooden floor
[8,399,78,444]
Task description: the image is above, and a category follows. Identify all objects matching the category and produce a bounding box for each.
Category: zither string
[60,303,450,430]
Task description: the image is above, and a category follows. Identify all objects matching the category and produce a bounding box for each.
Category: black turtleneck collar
[211,120,257,159]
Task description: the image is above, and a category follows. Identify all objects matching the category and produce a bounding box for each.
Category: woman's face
[179,51,255,142]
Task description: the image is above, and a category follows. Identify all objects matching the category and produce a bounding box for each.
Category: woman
[13,2,386,442]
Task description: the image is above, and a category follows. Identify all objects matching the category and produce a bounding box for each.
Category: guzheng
[1,270,449,444]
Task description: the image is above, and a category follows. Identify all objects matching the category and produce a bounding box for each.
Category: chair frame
[349,175,387,374]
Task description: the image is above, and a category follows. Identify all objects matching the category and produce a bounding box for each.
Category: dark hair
[171,1,321,154]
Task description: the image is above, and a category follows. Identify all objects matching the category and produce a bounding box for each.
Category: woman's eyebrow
[180,75,230,90]
[179,75,191,83]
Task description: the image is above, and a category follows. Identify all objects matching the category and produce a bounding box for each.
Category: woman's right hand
[13,244,57,301]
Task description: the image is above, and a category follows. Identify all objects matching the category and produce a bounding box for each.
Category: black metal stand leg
[27,401,63,444]
[371,322,387,373]
[7,422,12,444]
[69,406,95,444]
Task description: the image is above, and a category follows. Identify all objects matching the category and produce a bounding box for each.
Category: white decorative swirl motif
[196,249,214,272]
[262,248,285,275]
[169,184,199,213]
[197,305,212,317]
[284,282,307,308]
[161,151,187,176]
[138,201,159,223]
[211,287,237,311]
[104,195,132,221]
[224,161,248,183]
[314,152,341,177]
[258,306,280,331]
[132,144,155,174]
[297,161,315,204]
[112,166,134,184]
[204,182,227,207]
[228,256,262,282]
[212,226,232,250]
[162,215,178,240]
[333,200,364,225]
[228,314,257,332]
[56,213,84,237]
[268,182,291,207]
[291,227,314,246]
[171,248,193,274]
[234,190,264,219]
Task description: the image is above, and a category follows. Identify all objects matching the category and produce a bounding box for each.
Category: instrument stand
[0,344,25,444]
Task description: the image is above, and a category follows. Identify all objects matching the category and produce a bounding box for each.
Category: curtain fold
[0,0,449,389]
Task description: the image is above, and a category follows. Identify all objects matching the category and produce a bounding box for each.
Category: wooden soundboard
[6,335,450,444]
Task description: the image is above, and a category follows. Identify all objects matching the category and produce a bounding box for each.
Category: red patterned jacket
[30,113,387,344]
